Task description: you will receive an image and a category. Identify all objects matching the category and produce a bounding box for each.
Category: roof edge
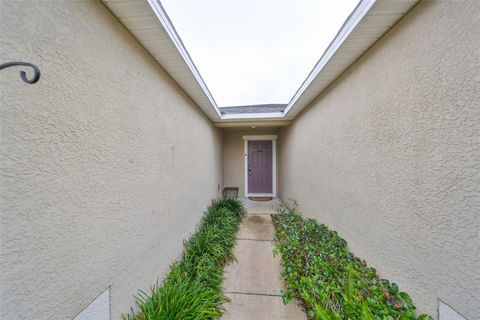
[104,0,419,123]
[283,0,419,119]
[283,0,376,117]
[146,0,221,118]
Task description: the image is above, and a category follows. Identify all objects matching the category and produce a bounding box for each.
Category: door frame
[243,135,277,198]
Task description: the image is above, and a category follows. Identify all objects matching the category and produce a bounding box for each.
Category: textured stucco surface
[279,1,479,319]
[0,1,222,319]
[223,128,279,197]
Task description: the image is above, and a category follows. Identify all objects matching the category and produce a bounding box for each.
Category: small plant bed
[123,197,245,320]
[272,203,432,320]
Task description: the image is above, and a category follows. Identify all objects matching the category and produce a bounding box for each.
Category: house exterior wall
[223,128,279,197]
[0,1,222,319]
[279,1,479,319]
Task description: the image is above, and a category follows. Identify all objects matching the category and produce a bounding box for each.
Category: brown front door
[248,140,273,194]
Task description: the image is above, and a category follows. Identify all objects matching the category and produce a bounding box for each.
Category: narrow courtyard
[1,1,478,319]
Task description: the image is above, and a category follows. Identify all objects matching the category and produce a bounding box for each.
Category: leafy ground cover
[123,197,245,320]
[272,201,432,320]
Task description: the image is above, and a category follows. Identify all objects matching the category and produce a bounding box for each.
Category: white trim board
[213,120,290,128]
[221,112,284,120]
[146,0,221,118]
[282,0,376,118]
[102,0,221,120]
[243,135,277,198]
[103,0,419,123]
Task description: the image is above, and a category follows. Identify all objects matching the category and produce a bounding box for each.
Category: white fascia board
[243,135,278,140]
[146,0,222,118]
[220,112,285,120]
[282,0,376,118]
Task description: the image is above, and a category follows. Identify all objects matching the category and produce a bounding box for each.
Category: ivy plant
[272,201,433,320]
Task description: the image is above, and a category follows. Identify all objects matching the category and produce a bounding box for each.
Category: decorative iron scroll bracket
[0,61,41,84]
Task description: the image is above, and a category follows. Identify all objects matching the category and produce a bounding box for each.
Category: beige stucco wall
[279,1,479,319]
[0,1,222,319]
[223,128,279,197]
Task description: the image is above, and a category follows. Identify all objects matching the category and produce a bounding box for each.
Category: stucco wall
[0,1,222,319]
[223,128,279,197]
[279,1,479,319]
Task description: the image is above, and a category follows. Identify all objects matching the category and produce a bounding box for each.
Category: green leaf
[361,301,374,320]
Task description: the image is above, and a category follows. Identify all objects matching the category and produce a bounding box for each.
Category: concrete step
[222,293,305,320]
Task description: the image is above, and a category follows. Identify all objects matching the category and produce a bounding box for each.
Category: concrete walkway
[222,199,305,320]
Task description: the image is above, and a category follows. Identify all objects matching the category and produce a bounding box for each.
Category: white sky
[161,0,359,107]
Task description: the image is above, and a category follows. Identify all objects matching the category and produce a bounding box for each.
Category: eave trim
[282,0,376,117]
[146,0,221,118]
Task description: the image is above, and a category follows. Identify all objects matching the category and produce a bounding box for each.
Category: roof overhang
[102,0,222,120]
[102,0,419,125]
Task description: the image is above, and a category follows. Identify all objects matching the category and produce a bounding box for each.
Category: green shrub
[123,197,246,320]
[272,202,432,320]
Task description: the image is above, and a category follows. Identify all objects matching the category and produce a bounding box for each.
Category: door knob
[248,168,252,175]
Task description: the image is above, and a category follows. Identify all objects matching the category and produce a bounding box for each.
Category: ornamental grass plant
[123,197,245,320]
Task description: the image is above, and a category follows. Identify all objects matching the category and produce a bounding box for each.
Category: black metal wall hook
[0,61,41,84]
